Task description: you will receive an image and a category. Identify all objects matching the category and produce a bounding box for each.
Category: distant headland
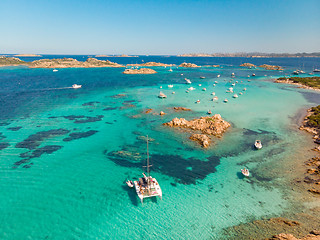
[14,54,42,57]
[177,52,320,58]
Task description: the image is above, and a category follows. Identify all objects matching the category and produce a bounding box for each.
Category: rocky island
[163,114,230,148]
[127,62,173,67]
[240,63,257,68]
[0,56,124,68]
[123,68,157,74]
[179,62,200,68]
[259,64,283,70]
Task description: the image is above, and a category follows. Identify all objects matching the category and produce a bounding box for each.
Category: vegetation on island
[277,76,320,89]
[0,56,25,65]
[307,105,320,128]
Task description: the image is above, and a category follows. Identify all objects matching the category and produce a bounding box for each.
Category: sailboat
[133,136,162,204]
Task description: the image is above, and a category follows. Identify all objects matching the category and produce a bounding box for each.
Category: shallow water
[0,57,320,239]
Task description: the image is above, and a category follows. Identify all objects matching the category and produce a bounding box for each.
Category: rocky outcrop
[269,230,320,240]
[189,134,210,148]
[259,64,283,70]
[123,68,157,74]
[159,111,166,115]
[0,56,25,66]
[173,107,191,111]
[163,114,230,147]
[127,62,173,67]
[0,56,124,68]
[179,62,200,68]
[28,57,124,68]
[240,63,257,68]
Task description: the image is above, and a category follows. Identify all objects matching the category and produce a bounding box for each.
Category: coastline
[274,78,320,92]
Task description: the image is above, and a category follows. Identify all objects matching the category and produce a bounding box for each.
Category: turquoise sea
[0,56,320,239]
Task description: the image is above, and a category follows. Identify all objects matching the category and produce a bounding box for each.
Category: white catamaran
[133,136,162,204]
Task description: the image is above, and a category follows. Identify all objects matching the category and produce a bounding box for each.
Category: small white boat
[185,78,192,84]
[313,69,320,72]
[211,92,215,95]
[254,140,262,150]
[72,84,82,89]
[168,85,173,88]
[126,180,134,188]
[252,73,256,76]
[232,83,235,86]
[169,68,173,72]
[226,87,233,93]
[231,73,235,77]
[239,92,243,95]
[233,94,238,98]
[160,86,163,89]
[247,75,250,77]
[207,110,212,115]
[241,168,250,177]
[158,91,167,99]
[224,99,228,103]
[172,91,175,94]
[213,96,218,101]
[215,81,218,84]
[236,81,238,83]
[53,69,58,72]
[217,75,220,78]
[196,99,200,104]
[202,88,206,91]
[181,73,184,75]
[243,88,247,91]
[200,76,205,79]
[188,87,195,91]
[186,90,189,93]
[213,84,216,87]
[198,84,202,86]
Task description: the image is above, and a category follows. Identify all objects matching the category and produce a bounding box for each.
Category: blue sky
[0,0,319,54]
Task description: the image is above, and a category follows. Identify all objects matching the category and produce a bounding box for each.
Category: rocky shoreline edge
[274,77,320,92]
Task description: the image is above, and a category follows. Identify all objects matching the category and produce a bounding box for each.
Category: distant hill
[177,52,320,57]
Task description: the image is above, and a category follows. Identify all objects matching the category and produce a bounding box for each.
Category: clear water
[0,57,320,239]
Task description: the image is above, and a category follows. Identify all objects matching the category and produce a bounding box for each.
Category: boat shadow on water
[121,185,139,206]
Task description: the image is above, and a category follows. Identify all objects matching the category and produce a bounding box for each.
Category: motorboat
[254,140,262,150]
[198,84,202,86]
[169,68,173,72]
[224,99,228,103]
[241,168,250,177]
[188,87,195,91]
[126,180,134,188]
[226,87,233,93]
[211,92,215,95]
[207,110,212,115]
[160,86,162,89]
[168,85,173,88]
[239,92,243,95]
[172,91,175,94]
[196,99,200,104]
[243,88,247,91]
[231,72,235,77]
[72,84,82,89]
[217,75,220,78]
[313,69,320,72]
[158,91,167,98]
[213,96,218,101]
[200,76,205,79]
[215,81,218,84]
[252,73,256,76]
[202,88,206,91]
[53,69,58,72]
[232,83,235,86]
[185,78,192,84]
[233,94,238,98]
